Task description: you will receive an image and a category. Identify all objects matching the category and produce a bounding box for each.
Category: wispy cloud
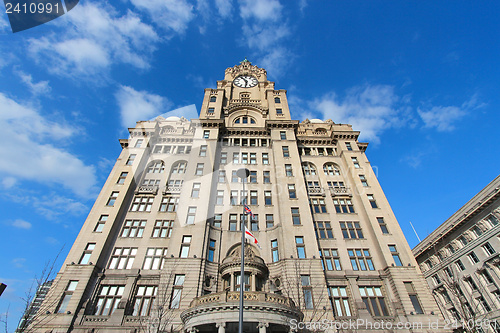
[129,0,194,35]
[10,219,32,230]
[215,0,233,18]
[115,85,171,127]
[16,71,51,96]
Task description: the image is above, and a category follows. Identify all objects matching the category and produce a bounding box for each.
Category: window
[171,161,187,174]
[482,270,494,284]
[329,286,351,316]
[107,191,119,206]
[359,175,368,187]
[235,273,251,292]
[275,97,281,103]
[291,208,301,225]
[349,249,375,271]
[359,286,389,316]
[208,239,216,262]
[351,157,360,168]
[208,107,215,114]
[203,130,210,139]
[285,164,293,177]
[282,146,289,157]
[152,220,173,238]
[170,275,185,309]
[301,275,313,309]
[216,190,224,205]
[262,153,269,164]
[280,131,286,140]
[143,248,167,270]
[147,161,164,174]
[220,152,227,164]
[302,162,317,176]
[465,277,478,291]
[57,281,78,313]
[250,215,259,231]
[240,190,248,205]
[230,170,239,183]
[249,171,257,183]
[459,235,468,246]
[210,96,216,102]
[126,154,136,165]
[314,222,334,239]
[121,220,146,238]
[186,207,196,224]
[229,214,237,231]
[321,249,341,271]
[323,163,340,176]
[483,242,496,256]
[468,251,480,264]
[271,239,279,262]
[263,171,270,183]
[310,198,327,213]
[276,108,283,115]
[242,153,248,164]
[79,243,95,264]
[377,217,389,234]
[213,214,222,228]
[216,170,226,183]
[199,145,207,157]
[95,215,108,232]
[233,152,240,164]
[345,142,352,151]
[250,153,257,164]
[404,282,423,314]
[332,198,354,213]
[288,184,297,199]
[340,222,363,239]
[195,163,204,175]
[432,274,441,285]
[94,285,124,315]
[134,139,143,148]
[389,245,402,266]
[191,183,201,198]
[132,285,157,316]
[367,194,378,208]
[230,190,238,206]
[478,296,491,312]
[250,190,258,205]
[264,191,272,205]
[296,237,306,258]
[447,245,455,254]
[266,214,274,228]
[109,247,137,269]
[486,214,499,227]
[130,196,154,212]
[160,196,179,212]
[180,236,191,258]
[117,172,128,184]
[456,260,465,271]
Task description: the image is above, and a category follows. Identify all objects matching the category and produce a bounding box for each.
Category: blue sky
[1,0,499,329]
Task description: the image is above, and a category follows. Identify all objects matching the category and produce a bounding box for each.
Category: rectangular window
[466,277,478,291]
[195,163,204,175]
[377,217,389,234]
[482,270,494,284]
[271,239,279,262]
[456,260,465,271]
[314,222,334,239]
[126,154,136,165]
[486,214,499,227]
[57,281,78,313]
[280,131,286,140]
[216,190,224,205]
[121,220,146,238]
[218,170,226,183]
[285,164,293,176]
[483,242,496,256]
[240,190,248,205]
[404,282,423,314]
[262,153,269,164]
[329,286,351,316]
[108,247,137,269]
[251,215,259,231]
[250,190,258,205]
[229,214,237,231]
[389,245,403,266]
[130,196,154,212]
[359,286,389,316]
[263,171,270,183]
[152,220,173,238]
[282,146,289,157]
[199,145,207,156]
[320,249,341,270]
[94,285,125,315]
[220,152,227,164]
[143,248,167,270]
[276,108,283,115]
[348,249,375,271]
[186,207,196,224]
[170,275,185,309]
[107,191,119,206]
[230,190,238,206]
[296,236,306,258]
[233,152,239,164]
[203,130,210,139]
[478,296,491,312]
[132,285,157,316]
[79,243,95,264]
[368,194,378,208]
[208,239,216,262]
[160,196,179,212]
[346,142,352,151]
[95,215,108,232]
[333,198,355,213]
[250,153,257,164]
[242,152,248,164]
[288,184,297,199]
[208,107,215,114]
[468,251,480,264]
[310,198,327,213]
[266,214,274,228]
[301,275,313,309]
[264,191,272,205]
[351,157,360,168]
[180,236,191,258]
[249,171,257,183]
[359,174,368,187]
[340,222,364,239]
[117,172,128,184]
[231,170,239,183]
[134,139,143,148]
[191,183,201,198]
[291,208,301,225]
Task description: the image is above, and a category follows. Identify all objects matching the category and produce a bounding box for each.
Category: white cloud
[116,85,171,127]
[239,0,282,21]
[129,0,194,34]
[2,177,17,189]
[0,93,97,198]
[215,0,233,18]
[11,219,32,230]
[16,71,51,96]
[0,13,9,32]
[12,258,26,268]
[28,2,159,79]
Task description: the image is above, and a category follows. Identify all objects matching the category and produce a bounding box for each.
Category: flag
[245,226,261,249]
[244,204,254,218]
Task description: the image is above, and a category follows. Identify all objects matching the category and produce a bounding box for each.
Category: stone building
[30,60,445,332]
[413,175,500,332]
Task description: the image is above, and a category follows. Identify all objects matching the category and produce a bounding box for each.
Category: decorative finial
[240,57,251,64]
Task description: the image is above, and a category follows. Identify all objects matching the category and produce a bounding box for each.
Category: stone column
[216,322,226,333]
[251,273,256,291]
[230,273,234,291]
[258,322,268,333]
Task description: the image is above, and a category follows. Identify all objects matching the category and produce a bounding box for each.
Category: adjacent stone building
[413,175,500,332]
[29,60,446,332]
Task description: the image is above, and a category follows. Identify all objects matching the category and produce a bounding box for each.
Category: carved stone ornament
[225,61,267,80]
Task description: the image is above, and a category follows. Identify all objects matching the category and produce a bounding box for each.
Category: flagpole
[236,168,249,333]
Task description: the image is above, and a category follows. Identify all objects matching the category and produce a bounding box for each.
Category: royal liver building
[29,61,447,333]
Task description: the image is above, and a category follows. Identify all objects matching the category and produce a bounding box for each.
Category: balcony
[135,185,159,195]
[307,186,325,196]
[329,186,351,197]
[163,185,182,194]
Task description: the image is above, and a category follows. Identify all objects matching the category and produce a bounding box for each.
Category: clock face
[234,75,258,88]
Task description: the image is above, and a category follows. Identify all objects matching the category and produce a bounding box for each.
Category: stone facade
[29,61,446,333]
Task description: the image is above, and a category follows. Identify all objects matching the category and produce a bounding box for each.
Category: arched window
[234,116,256,125]
[323,163,340,176]
[302,162,317,176]
[274,97,281,103]
[171,161,187,174]
[147,161,165,174]
[210,96,216,102]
